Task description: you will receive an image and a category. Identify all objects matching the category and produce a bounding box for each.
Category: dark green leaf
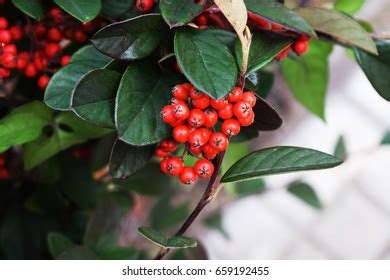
[54,0,102,23]
[334,136,347,161]
[102,0,133,17]
[160,0,203,28]
[354,40,390,101]
[0,101,52,153]
[335,0,364,15]
[221,146,343,183]
[287,181,322,209]
[227,178,266,198]
[252,96,283,131]
[281,40,333,119]
[204,213,229,239]
[11,0,44,19]
[47,232,74,258]
[91,14,167,60]
[71,44,110,63]
[231,126,259,143]
[246,70,275,98]
[236,32,292,75]
[297,7,377,54]
[174,28,238,99]
[245,0,316,36]
[72,69,120,128]
[116,62,180,146]
[138,227,197,249]
[109,140,155,178]
[57,246,99,260]
[381,131,390,145]
[206,29,237,49]
[151,195,190,230]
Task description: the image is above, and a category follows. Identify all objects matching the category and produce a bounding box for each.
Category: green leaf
[297,7,377,54]
[236,32,292,75]
[206,29,237,49]
[102,0,133,17]
[45,60,110,111]
[151,195,190,230]
[334,136,347,161]
[138,227,197,249]
[354,40,390,101]
[226,178,266,198]
[287,181,322,209]
[221,146,343,183]
[57,246,99,260]
[71,69,120,128]
[47,232,74,258]
[71,44,110,63]
[281,40,333,119]
[170,241,208,260]
[252,96,283,131]
[0,101,52,153]
[109,140,155,178]
[246,70,274,98]
[204,213,229,239]
[174,28,238,99]
[160,0,203,28]
[91,14,167,60]
[245,0,316,36]
[54,0,102,23]
[23,112,111,170]
[11,0,44,20]
[116,62,180,146]
[381,131,390,145]
[335,0,364,15]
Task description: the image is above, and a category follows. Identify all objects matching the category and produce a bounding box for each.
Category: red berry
[271,23,284,31]
[35,23,47,38]
[3,44,17,54]
[74,31,88,43]
[47,27,62,42]
[204,108,218,128]
[228,87,243,103]
[233,101,251,119]
[0,17,8,29]
[293,40,309,55]
[0,30,11,44]
[0,168,9,180]
[242,91,256,107]
[199,128,212,143]
[194,159,214,179]
[161,105,176,123]
[82,22,96,33]
[0,67,10,78]
[45,43,62,58]
[37,75,50,89]
[24,63,37,78]
[276,47,290,60]
[188,129,207,148]
[218,103,234,120]
[202,144,218,160]
[192,95,210,110]
[189,87,205,100]
[60,55,71,66]
[173,124,190,143]
[160,157,171,173]
[188,145,202,156]
[9,26,23,41]
[209,132,229,152]
[49,7,63,18]
[172,84,189,100]
[168,118,185,127]
[173,102,190,121]
[155,148,167,158]
[166,157,184,176]
[16,52,29,70]
[248,12,271,29]
[1,52,16,68]
[210,98,228,110]
[238,110,255,127]
[33,53,48,71]
[179,167,197,185]
[187,108,206,128]
[221,119,241,137]
[136,0,155,13]
[160,139,178,152]
[195,15,208,26]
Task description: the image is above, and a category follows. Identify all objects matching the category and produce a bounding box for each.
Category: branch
[153,151,226,260]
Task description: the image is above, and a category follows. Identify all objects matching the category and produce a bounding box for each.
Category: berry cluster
[0,6,100,88]
[0,154,9,180]
[156,83,256,185]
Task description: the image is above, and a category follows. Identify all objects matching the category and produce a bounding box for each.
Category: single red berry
[194,159,214,179]
[35,23,47,38]
[161,105,176,123]
[0,168,9,180]
[179,166,197,185]
[47,27,62,42]
[188,108,206,128]
[49,7,63,18]
[60,55,71,66]
[293,40,309,55]
[202,144,218,160]
[188,145,202,156]
[209,132,229,152]
[33,53,48,71]
[199,128,212,142]
[1,52,16,68]
[242,91,257,107]
[0,17,8,29]
[173,102,190,121]
[173,124,190,143]
[136,0,155,13]
[160,156,171,173]
[3,44,17,54]
[9,26,23,41]
[82,22,96,33]
[210,98,228,110]
[218,103,234,120]
[204,108,218,128]
[0,30,11,44]
[189,87,205,100]
[188,129,207,148]
[168,118,185,127]
[192,95,210,110]
[221,119,241,137]
[276,47,290,60]
[24,63,37,78]
[155,148,168,158]
[172,84,189,100]
[166,157,184,176]
[74,31,88,43]
[238,110,255,127]
[16,52,29,70]
[233,101,251,119]
[160,139,178,152]
[195,15,208,26]
[45,43,62,58]
[228,87,243,103]
[0,67,10,78]
[37,75,50,89]
[183,83,193,91]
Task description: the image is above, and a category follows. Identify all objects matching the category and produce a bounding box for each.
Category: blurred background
[198,0,390,259]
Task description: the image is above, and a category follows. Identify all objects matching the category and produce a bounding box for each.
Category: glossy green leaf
[381,131,390,145]
[91,14,167,60]
[335,0,364,15]
[72,69,120,128]
[11,0,44,20]
[281,40,333,119]
[206,29,237,49]
[138,227,197,249]
[236,32,292,75]
[151,195,190,230]
[109,140,155,178]
[57,246,99,260]
[174,28,238,99]
[71,44,110,63]
[354,40,390,101]
[246,70,275,98]
[221,146,343,183]
[116,62,180,146]
[0,102,52,153]
[297,7,377,54]
[245,0,316,36]
[252,96,283,131]
[54,0,102,22]
[287,181,322,209]
[334,135,347,161]
[102,0,133,17]
[160,0,203,28]
[47,232,73,258]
